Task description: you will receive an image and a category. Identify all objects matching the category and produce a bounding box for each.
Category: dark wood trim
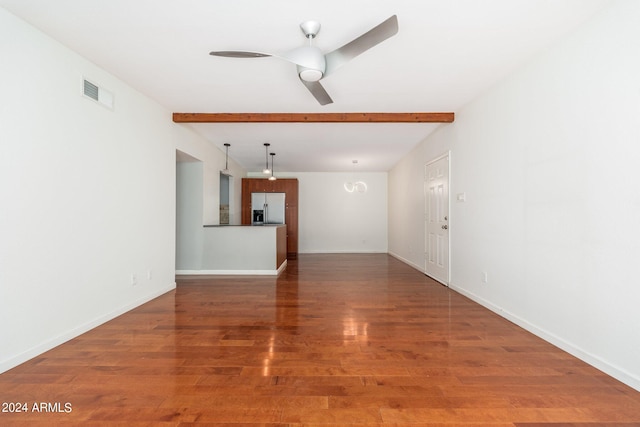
[172,112,455,123]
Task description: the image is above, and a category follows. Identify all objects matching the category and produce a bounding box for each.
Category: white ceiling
[1,0,611,172]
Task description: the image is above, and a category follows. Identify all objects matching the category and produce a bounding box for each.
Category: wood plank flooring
[1,254,640,426]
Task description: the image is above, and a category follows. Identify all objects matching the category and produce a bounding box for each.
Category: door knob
[442,225,448,230]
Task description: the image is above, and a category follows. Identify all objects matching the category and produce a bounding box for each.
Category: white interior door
[425,155,449,285]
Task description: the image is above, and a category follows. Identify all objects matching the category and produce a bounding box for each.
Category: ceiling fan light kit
[209,15,398,105]
[298,67,323,82]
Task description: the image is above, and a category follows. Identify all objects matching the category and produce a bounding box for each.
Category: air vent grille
[82,78,113,110]
[83,79,99,101]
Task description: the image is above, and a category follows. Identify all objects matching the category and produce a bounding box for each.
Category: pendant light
[344,159,367,193]
[262,143,271,174]
[222,143,231,175]
[268,152,277,181]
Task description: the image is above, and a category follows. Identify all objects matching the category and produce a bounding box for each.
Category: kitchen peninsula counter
[177,225,287,276]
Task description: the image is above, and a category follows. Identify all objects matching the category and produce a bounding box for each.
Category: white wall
[389,0,640,390]
[175,133,244,227]
[300,172,388,253]
[174,132,246,272]
[175,159,204,270]
[261,172,388,253]
[0,8,225,373]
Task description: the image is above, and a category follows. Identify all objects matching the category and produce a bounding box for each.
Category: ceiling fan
[209,15,398,105]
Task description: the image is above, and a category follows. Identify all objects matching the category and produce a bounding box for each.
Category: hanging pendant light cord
[263,143,271,174]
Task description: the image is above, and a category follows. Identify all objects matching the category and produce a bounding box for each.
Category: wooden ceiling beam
[172,112,454,123]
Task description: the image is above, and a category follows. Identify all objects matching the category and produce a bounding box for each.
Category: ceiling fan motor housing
[292,46,326,82]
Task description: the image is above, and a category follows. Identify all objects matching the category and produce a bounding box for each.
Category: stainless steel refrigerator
[251,192,285,225]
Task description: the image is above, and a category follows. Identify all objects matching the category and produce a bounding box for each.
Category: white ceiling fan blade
[211,48,325,74]
[209,51,272,58]
[324,15,398,77]
[280,46,326,71]
[299,79,333,105]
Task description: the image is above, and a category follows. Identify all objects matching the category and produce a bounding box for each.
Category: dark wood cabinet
[242,178,299,258]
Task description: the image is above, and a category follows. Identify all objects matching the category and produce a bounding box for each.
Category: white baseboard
[299,250,388,254]
[0,283,176,374]
[449,282,640,392]
[388,251,425,273]
[387,253,640,392]
[177,260,287,276]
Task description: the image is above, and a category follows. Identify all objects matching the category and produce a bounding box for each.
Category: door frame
[424,151,451,286]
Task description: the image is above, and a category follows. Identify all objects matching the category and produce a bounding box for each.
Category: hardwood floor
[1,254,640,426]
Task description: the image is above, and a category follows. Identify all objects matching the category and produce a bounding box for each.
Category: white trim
[425,151,451,167]
[176,260,287,276]
[388,251,424,273]
[0,283,176,374]
[450,282,640,392]
[425,272,450,287]
[298,250,388,254]
[385,252,640,390]
[389,251,451,287]
[176,269,276,276]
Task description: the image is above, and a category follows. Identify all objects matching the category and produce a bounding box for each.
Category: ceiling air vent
[82,78,114,110]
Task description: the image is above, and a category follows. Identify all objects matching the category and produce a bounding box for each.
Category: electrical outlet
[482,271,488,284]
[131,274,137,286]
[147,269,152,280]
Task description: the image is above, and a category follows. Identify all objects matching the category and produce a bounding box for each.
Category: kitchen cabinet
[242,178,298,258]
